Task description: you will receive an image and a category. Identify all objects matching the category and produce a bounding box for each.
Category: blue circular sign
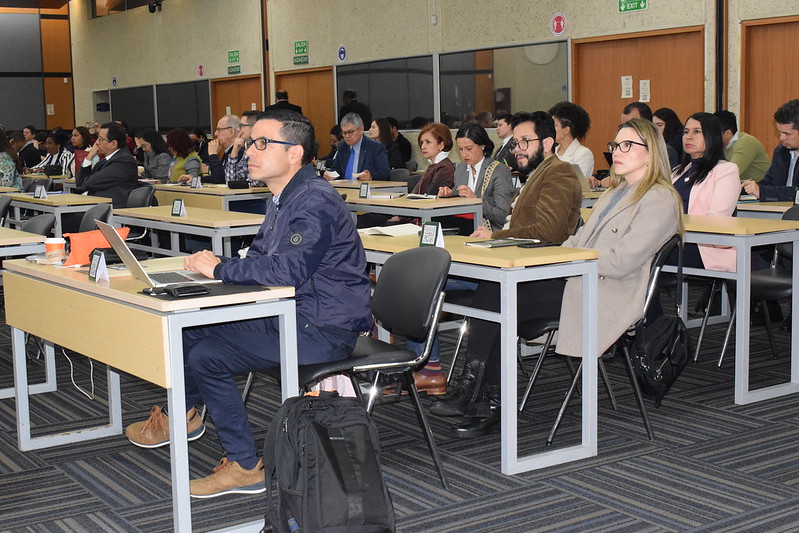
[337,46,347,63]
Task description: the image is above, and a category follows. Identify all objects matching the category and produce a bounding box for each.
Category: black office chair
[0,195,12,226]
[545,234,681,445]
[21,213,56,236]
[405,160,418,172]
[389,168,410,182]
[126,185,155,207]
[295,246,452,488]
[77,203,112,233]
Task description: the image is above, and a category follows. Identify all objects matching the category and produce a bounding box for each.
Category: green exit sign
[619,0,647,11]
[228,50,240,63]
[294,40,308,55]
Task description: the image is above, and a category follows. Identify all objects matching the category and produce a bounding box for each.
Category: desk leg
[0,333,57,400]
[499,274,518,474]
[15,335,123,450]
[166,320,192,533]
[278,301,299,401]
[734,245,752,404]
[170,232,180,255]
[53,213,63,238]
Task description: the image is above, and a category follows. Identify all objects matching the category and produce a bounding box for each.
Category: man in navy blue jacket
[325,112,390,181]
[126,109,373,499]
[743,99,799,202]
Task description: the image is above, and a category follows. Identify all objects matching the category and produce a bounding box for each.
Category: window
[92,0,151,18]
[336,56,434,128]
[439,41,568,127]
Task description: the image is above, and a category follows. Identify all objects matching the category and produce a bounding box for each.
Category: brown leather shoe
[412,371,447,395]
[126,405,205,448]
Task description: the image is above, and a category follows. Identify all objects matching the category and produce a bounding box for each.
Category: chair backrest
[78,203,112,232]
[777,206,799,261]
[0,195,12,225]
[126,185,155,208]
[21,213,56,236]
[390,168,410,182]
[24,177,52,193]
[405,160,418,172]
[372,247,451,342]
[642,234,681,317]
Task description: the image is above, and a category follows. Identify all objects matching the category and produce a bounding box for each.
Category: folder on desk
[465,237,540,248]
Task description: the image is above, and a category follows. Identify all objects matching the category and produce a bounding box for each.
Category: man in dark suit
[492,113,517,171]
[338,89,372,128]
[76,122,139,207]
[743,99,799,202]
[387,116,412,163]
[325,113,390,181]
[264,90,302,114]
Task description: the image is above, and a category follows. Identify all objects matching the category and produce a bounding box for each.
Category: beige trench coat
[555,182,680,357]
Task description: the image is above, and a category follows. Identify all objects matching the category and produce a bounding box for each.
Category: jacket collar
[274,163,318,209]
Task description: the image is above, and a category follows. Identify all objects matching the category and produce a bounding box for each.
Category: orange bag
[63,227,130,266]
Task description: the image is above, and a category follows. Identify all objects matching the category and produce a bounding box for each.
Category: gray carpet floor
[2,290,799,532]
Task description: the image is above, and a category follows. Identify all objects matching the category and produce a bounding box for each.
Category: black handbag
[631,239,690,406]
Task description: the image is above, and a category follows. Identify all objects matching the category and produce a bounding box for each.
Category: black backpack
[262,391,395,533]
[632,313,690,406]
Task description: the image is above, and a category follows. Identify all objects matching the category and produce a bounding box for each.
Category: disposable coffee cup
[44,237,66,263]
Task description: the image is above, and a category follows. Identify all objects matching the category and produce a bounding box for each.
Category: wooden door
[573,28,704,170]
[741,16,799,152]
[274,67,335,160]
[210,75,262,123]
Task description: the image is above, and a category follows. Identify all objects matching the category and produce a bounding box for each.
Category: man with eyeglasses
[224,109,261,185]
[324,112,390,181]
[205,114,240,183]
[75,121,139,207]
[434,111,582,438]
[125,109,372,498]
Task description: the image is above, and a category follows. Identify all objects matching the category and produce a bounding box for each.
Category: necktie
[344,146,355,179]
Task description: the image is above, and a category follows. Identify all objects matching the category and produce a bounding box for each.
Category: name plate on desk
[419,221,444,248]
[359,182,370,199]
[171,199,187,217]
[190,176,202,189]
[33,185,48,199]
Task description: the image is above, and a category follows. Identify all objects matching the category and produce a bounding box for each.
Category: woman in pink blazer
[671,112,740,272]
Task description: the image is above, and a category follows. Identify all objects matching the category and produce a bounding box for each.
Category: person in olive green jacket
[715,110,770,182]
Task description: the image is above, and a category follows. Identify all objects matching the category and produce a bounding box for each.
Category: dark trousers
[183,316,357,466]
[466,279,566,388]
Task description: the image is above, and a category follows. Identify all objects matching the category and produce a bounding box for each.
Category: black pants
[466,279,566,388]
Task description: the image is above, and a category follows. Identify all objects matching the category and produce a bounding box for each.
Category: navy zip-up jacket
[213,164,372,333]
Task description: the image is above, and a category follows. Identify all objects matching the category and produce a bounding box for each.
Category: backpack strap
[314,423,365,524]
[261,401,291,533]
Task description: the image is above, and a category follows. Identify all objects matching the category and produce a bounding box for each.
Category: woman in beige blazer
[556,118,683,357]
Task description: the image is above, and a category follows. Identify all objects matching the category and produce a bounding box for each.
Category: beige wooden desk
[4,256,297,532]
[6,193,112,237]
[736,201,793,220]
[675,215,799,404]
[360,234,599,474]
[113,205,265,257]
[582,190,603,208]
[0,186,20,193]
[330,179,407,194]
[0,228,47,399]
[153,183,271,211]
[346,196,483,230]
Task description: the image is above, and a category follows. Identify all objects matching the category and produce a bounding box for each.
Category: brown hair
[418,122,453,152]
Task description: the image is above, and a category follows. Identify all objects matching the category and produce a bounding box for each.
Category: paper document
[358,224,420,237]
[465,238,540,248]
[406,193,435,200]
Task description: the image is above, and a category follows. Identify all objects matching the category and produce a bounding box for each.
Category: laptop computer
[95,220,222,287]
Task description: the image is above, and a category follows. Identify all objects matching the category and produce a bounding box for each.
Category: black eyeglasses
[245,137,297,150]
[510,137,540,151]
[607,140,647,153]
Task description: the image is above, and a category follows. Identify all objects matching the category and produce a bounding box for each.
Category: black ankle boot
[429,360,484,417]
[453,385,501,439]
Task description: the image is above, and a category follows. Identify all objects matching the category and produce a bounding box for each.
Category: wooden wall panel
[275,67,334,160]
[573,28,704,170]
[40,18,71,72]
[474,50,494,118]
[210,75,262,124]
[741,17,799,152]
[43,76,74,129]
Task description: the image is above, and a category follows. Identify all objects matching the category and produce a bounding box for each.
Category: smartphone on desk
[517,242,559,248]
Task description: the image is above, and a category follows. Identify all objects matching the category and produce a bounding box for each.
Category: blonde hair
[606,118,683,234]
